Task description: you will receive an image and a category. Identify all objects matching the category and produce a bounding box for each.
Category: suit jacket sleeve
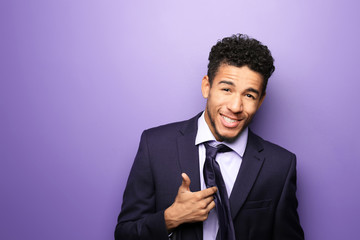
[272,154,304,239]
[115,131,170,240]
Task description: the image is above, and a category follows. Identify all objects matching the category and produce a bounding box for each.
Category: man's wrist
[164,206,180,231]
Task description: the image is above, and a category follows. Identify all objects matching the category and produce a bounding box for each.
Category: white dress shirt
[195,112,248,240]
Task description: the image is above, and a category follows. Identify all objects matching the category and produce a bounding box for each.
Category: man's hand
[164,173,217,231]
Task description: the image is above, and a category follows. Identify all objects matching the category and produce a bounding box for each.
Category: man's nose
[227,94,243,113]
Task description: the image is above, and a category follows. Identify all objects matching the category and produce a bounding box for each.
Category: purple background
[1,0,359,239]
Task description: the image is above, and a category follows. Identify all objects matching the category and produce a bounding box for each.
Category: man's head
[202,34,275,142]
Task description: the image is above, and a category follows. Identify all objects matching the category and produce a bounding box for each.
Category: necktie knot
[204,142,232,159]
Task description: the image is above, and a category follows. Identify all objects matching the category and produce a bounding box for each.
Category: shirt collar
[195,111,248,157]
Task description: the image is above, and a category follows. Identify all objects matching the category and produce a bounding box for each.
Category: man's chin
[215,127,245,143]
[219,135,239,143]
[215,131,240,143]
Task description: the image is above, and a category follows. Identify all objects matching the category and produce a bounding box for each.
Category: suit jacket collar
[177,113,202,192]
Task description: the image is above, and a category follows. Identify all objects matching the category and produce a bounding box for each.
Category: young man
[115,34,304,240]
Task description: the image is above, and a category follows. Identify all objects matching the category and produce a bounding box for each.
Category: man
[115,34,304,240]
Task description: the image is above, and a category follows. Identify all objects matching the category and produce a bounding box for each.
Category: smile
[222,115,238,123]
[220,114,242,128]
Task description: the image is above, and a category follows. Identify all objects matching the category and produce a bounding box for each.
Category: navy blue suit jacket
[115,113,304,240]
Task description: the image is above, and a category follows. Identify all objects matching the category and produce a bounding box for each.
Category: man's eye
[246,94,255,99]
[222,88,230,92]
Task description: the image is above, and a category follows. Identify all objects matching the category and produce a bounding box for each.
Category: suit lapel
[176,113,202,192]
[229,130,265,220]
[176,113,203,240]
[177,132,201,192]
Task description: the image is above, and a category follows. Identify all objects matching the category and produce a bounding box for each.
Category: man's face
[201,64,265,142]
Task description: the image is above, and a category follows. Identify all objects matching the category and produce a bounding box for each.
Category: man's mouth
[220,114,241,128]
[222,115,237,123]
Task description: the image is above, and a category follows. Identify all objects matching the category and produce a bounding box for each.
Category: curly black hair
[207,34,275,95]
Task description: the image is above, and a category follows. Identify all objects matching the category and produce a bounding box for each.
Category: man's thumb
[180,173,191,191]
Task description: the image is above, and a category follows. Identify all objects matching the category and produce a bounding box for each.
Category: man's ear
[257,92,266,110]
[201,76,210,99]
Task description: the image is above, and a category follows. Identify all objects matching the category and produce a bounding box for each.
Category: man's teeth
[222,115,237,123]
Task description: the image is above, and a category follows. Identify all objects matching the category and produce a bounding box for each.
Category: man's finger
[198,186,217,198]
[206,199,216,211]
[202,194,215,206]
[200,196,216,214]
[179,173,191,191]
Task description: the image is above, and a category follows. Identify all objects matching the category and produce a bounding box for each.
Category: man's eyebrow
[246,88,260,95]
[218,80,235,86]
